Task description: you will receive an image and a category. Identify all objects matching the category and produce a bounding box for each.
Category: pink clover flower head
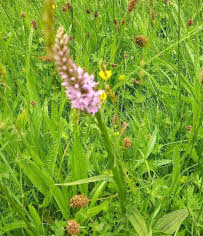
[53,27,102,114]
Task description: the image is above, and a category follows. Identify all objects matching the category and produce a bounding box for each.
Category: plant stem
[96,111,127,218]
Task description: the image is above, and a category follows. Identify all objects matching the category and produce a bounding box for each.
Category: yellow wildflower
[99,70,112,80]
[99,91,107,104]
[52,4,57,9]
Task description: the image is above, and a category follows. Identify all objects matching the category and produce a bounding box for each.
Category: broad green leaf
[127,207,148,236]
[153,209,188,235]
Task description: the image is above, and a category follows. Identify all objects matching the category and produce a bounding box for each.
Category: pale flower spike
[53,27,102,114]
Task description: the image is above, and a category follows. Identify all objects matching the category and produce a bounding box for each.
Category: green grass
[0,0,202,235]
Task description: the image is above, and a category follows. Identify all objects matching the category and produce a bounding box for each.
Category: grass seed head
[66,220,80,235]
[43,0,55,56]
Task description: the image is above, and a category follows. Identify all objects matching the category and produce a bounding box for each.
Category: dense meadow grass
[0,0,202,235]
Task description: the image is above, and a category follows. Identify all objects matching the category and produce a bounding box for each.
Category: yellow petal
[99,70,112,80]
[100,91,107,104]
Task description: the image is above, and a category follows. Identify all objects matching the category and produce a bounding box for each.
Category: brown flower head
[66,220,80,235]
[135,35,148,47]
[20,12,26,18]
[124,53,128,59]
[86,8,90,14]
[152,10,155,21]
[69,34,73,41]
[31,101,36,106]
[61,6,67,12]
[123,137,132,148]
[111,63,117,68]
[186,126,192,131]
[135,79,141,85]
[187,19,193,26]
[128,0,138,13]
[200,68,203,84]
[66,1,72,11]
[113,114,118,126]
[38,56,52,62]
[86,32,90,38]
[69,194,89,208]
[31,19,38,30]
[121,18,126,25]
[94,11,98,18]
[121,122,128,135]
[113,19,118,25]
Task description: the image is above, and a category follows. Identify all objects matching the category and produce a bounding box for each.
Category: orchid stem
[96,111,127,219]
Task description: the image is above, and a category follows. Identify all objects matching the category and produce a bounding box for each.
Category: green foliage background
[0,0,202,235]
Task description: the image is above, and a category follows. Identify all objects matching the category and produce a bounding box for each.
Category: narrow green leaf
[90,181,107,207]
[0,163,9,178]
[29,205,44,235]
[21,160,69,218]
[72,123,88,194]
[0,221,26,233]
[146,128,158,158]
[127,207,148,236]
[56,175,114,186]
